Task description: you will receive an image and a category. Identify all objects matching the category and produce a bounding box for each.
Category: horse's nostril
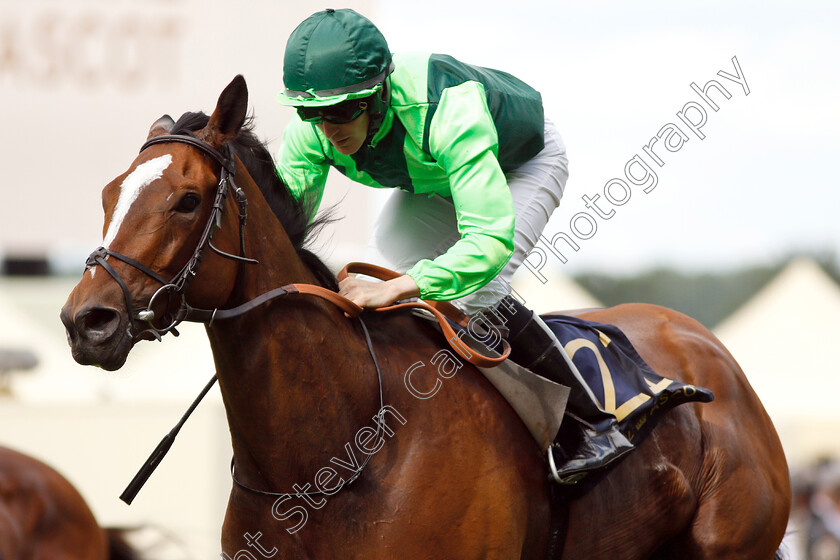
[78,307,121,339]
[59,308,76,341]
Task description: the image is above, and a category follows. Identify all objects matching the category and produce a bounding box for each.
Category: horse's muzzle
[60,304,133,371]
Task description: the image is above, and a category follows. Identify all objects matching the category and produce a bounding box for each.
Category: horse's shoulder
[364,308,450,347]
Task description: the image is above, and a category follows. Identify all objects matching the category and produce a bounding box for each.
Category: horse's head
[61,76,252,370]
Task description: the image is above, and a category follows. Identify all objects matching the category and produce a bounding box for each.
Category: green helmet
[277,8,394,108]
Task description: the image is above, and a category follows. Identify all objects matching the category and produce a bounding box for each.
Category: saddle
[427,309,714,452]
[339,263,714,460]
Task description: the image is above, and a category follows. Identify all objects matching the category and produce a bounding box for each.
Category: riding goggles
[297,98,369,125]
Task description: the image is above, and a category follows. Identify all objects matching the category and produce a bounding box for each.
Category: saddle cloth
[541,314,714,444]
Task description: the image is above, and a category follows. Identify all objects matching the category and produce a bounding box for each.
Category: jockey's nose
[61,304,122,346]
[321,121,340,137]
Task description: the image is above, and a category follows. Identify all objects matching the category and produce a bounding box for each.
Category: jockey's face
[317,111,369,155]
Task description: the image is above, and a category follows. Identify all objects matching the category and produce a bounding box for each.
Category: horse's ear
[203,74,248,146]
[147,114,175,139]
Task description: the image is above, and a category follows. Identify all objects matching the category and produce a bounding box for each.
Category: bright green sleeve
[406,81,515,301]
[275,117,331,218]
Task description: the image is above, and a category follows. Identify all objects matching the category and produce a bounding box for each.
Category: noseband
[85,133,257,340]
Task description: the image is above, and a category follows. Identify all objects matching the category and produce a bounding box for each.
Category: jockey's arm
[338,141,515,310]
[403,81,516,303]
[275,118,330,220]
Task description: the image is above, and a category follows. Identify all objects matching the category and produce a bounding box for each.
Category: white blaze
[102,154,173,249]
[90,155,173,278]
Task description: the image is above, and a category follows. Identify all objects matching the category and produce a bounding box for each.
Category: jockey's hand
[338,275,421,309]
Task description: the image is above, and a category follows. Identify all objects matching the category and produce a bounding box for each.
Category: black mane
[169,112,337,290]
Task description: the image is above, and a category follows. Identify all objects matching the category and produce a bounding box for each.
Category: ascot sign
[0,2,182,91]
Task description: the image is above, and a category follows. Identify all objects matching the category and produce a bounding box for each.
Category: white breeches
[365,118,569,316]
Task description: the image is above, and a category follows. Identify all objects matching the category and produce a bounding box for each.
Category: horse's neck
[207,173,379,489]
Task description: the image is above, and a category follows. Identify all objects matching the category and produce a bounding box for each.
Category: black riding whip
[119,374,218,505]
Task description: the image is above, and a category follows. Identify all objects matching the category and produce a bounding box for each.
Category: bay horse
[0,445,140,559]
[60,75,790,559]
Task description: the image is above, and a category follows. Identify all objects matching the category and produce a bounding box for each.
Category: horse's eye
[174,193,200,213]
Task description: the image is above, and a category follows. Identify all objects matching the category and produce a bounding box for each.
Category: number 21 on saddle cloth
[540,315,714,444]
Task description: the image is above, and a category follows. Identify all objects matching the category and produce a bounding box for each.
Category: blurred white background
[1,0,838,556]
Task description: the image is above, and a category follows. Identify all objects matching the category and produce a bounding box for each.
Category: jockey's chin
[318,112,370,156]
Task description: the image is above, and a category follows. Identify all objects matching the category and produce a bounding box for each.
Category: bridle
[86,133,367,336]
[94,132,390,505]
[85,132,257,341]
[87,132,509,505]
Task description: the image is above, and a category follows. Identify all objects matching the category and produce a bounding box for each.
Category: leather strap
[142,134,235,174]
[337,262,471,327]
[183,262,509,368]
[338,262,510,368]
[183,284,363,323]
[291,283,364,317]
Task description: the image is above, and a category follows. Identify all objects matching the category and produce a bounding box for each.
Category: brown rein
[180,262,510,369]
[338,262,511,367]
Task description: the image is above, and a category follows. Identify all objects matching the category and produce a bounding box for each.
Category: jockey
[275,8,633,480]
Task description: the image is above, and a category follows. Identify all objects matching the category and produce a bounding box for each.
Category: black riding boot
[491,296,634,482]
